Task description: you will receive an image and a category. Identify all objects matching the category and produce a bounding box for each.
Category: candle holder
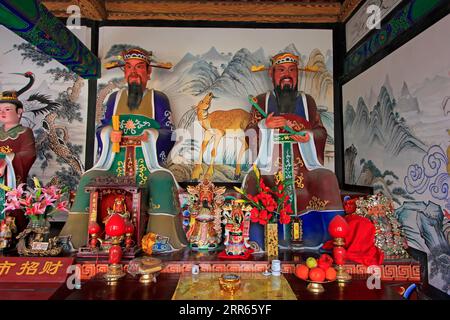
[104,213,126,285]
[88,221,101,250]
[124,220,135,250]
[328,215,351,285]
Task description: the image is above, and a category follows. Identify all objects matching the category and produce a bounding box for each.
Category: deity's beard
[274,83,298,114]
[127,82,144,110]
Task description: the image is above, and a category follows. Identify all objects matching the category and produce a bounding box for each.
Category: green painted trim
[344,0,448,76]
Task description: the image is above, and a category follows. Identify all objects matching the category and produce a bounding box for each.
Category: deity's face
[0,102,22,128]
[124,59,152,90]
[269,62,298,90]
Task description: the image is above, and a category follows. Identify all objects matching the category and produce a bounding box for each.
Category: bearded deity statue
[60,48,187,250]
[243,52,344,251]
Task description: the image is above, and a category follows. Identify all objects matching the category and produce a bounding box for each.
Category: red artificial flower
[250,207,260,223]
[279,212,291,224]
[259,209,269,224]
[259,179,270,192]
[285,203,293,214]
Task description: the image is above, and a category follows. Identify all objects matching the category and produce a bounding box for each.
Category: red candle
[328,215,349,239]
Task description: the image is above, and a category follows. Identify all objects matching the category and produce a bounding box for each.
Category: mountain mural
[396,81,420,113]
[344,85,427,157]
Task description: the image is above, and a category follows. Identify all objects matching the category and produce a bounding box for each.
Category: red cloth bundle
[324,197,384,266]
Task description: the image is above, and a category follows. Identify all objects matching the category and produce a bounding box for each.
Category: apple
[305,257,317,269]
[318,254,333,271]
[309,267,326,282]
[295,264,309,280]
[325,267,337,281]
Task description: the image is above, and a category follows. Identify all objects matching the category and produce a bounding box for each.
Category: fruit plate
[301,279,336,294]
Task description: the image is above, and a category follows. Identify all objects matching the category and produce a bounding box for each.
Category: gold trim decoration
[306,196,330,211]
[295,173,304,189]
[116,160,125,177]
[294,157,304,169]
[137,158,148,185]
[0,146,13,154]
[274,171,283,185]
[149,198,161,210]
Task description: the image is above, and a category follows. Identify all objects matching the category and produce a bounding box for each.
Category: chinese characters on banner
[0,257,74,283]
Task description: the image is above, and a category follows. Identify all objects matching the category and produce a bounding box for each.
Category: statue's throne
[77,176,148,259]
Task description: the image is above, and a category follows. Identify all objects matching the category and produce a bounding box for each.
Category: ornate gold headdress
[105,48,173,70]
[251,52,319,73]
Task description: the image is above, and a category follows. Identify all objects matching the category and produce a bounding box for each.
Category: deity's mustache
[127,82,143,110]
[279,76,294,89]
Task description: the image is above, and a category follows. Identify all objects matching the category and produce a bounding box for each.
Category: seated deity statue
[0,72,37,231]
[60,48,188,250]
[243,52,344,250]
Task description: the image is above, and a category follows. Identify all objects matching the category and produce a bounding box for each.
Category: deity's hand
[110,130,122,143]
[265,112,287,129]
[290,132,310,143]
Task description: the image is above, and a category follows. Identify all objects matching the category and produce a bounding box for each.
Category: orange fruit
[295,264,309,280]
[325,267,337,281]
[309,267,326,282]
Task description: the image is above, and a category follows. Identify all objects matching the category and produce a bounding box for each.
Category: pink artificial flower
[25,202,46,216]
[42,193,56,206]
[6,183,26,198]
[43,186,59,198]
[20,194,33,207]
[56,200,69,213]
[3,198,21,212]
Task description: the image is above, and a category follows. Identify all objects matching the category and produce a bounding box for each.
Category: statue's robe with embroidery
[60,88,187,249]
[0,124,36,229]
[243,91,343,250]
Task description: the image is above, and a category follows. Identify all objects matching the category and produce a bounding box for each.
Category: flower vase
[28,215,50,241]
[17,215,56,256]
[265,222,279,259]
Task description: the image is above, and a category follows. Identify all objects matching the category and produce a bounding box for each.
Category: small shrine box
[77,176,148,259]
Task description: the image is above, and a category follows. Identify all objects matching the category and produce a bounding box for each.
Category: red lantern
[109,245,122,264]
[328,215,349,239]
[88,221,101,235]
[105,214,126,237]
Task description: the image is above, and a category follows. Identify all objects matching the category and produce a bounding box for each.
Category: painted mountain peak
[397,81,420,113]
[345,85,427,157]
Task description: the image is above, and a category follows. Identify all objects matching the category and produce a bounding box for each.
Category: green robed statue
[60,48,187,250]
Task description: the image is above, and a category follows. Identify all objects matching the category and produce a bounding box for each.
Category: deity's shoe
[58,212,89,249]
[147,212,188,250]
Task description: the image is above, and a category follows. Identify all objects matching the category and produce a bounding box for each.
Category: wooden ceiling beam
[339,0,363,22]
[43,0,107,21]
[78,0,108,21]
[43,0,343,23]
[105,1,341,16]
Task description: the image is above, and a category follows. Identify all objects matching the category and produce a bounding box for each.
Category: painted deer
[192,92,250,180]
